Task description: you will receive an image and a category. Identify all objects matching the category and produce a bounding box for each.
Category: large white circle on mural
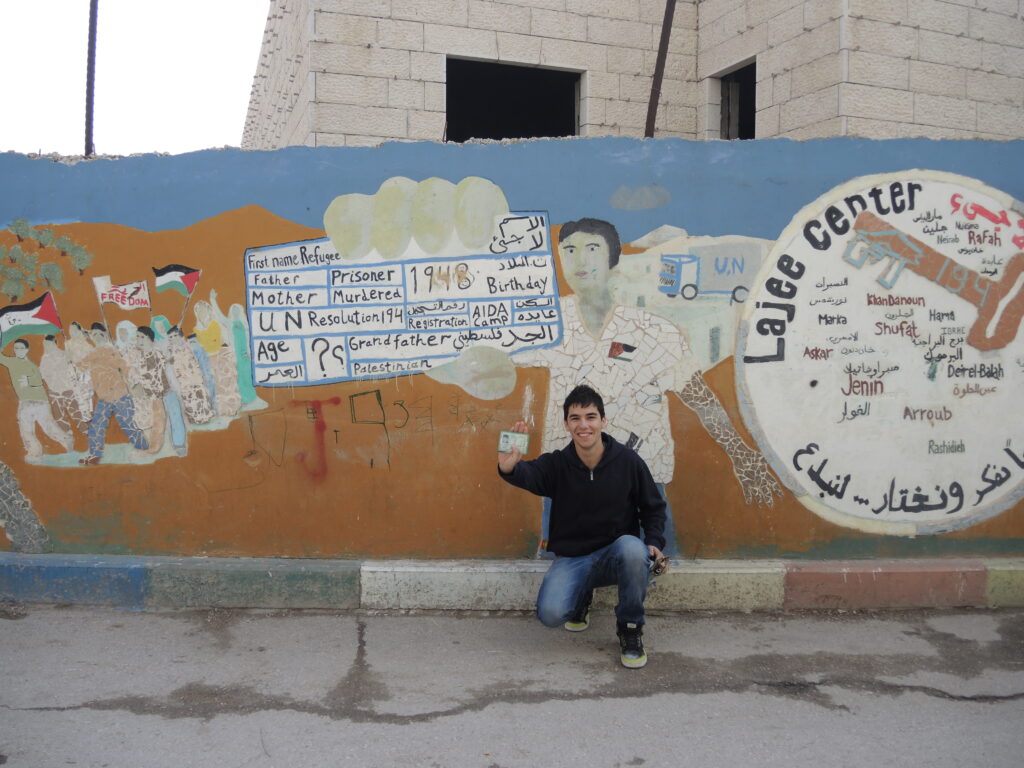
[736,170,1024,536]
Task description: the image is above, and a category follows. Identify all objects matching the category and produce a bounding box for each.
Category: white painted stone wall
[243,0,701,148]
[698,0,1024,140]
[243,0,316,149]
[244,0,1024,147]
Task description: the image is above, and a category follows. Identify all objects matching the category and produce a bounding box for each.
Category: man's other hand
[498,421,528,474]
[648,545,668,575]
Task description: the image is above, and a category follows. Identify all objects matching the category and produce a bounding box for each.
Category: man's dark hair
[12,338,29,349]
[558,218,621,270]
[91,322,106,333]
[136,325,155,341]
[44,334,56,342]
[563,384,605,420]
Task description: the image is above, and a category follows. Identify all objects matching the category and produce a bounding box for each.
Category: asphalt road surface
[1,604,1022,767]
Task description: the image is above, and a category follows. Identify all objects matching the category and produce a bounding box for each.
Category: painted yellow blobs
[371,177,417,260]
[323,193,372,261]
[411,178,457,254]
[455,177,509,250]
[324,176,510,260]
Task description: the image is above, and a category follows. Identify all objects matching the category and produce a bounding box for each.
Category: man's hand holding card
[497,421,529,474]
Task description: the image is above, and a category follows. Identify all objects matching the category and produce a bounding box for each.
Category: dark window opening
[720,62,756,140]
[446,59,579,143]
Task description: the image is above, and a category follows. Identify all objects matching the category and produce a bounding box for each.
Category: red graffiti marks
[852,212,1024,351]
[290,397,341,482]
[951,193,1024,249]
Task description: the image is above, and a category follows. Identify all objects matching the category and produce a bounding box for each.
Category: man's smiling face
[564,402,606,453]
[559,230,611,296]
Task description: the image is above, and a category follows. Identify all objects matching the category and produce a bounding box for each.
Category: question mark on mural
[331,344,345,371]
[311,337,329,376]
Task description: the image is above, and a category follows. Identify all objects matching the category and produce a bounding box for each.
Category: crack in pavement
[10,611,1024,724]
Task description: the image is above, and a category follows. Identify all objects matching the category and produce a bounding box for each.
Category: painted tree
[34,228,55,249]
[8,218,33,242]
[38,261,64,291]
[0,244,42,300]
[67,242,95,275]
[2,219,96,296]
[1,264,27,301]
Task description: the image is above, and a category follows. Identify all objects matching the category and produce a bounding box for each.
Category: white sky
[0,0,270,156]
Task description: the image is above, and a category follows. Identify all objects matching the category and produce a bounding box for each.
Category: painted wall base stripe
[985,559,1024,607]
[0,554,149,609]
[784,559,990,610]
[360,559,548,610]
[2,554,1023,611]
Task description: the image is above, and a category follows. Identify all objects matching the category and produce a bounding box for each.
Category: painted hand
[732,443,785,507]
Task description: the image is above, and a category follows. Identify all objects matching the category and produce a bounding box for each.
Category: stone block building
[242,0,1024,148]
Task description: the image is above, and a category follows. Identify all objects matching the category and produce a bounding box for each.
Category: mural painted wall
[0,138,1022,560]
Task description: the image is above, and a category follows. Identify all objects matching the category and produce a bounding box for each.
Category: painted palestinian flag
[152,264,201,298]
[608,341,637,362]
[0,292,63,341]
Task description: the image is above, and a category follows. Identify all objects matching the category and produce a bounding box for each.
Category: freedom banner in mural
[243,212,562,386]
[736,170,1024,536]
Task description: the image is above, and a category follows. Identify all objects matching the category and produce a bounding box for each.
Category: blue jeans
[536,534,652,627]
[87,395,148,457]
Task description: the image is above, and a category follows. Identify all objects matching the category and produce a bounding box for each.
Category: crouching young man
[497,384,668,668]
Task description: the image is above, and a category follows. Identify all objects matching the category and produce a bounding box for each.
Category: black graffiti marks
[489,214,548,255]
[803,182,923,251]
[281,388,503,471]
[791,439,1024,516]
[742,254,806,364]
[246,411,286,469]
[348,390,392,471]
[404,396,435,441]
[975,446,1024,507]
[793,443,851,501]
[447,393,496,433]
[872,478,965,516]
[792,441,966,515]
[836,401,871,423]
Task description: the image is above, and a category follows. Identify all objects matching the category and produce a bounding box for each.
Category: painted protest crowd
[0,271,264,466]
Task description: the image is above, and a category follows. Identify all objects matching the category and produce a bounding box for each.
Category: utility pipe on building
[645,0,678,138]
[85,0,98,157]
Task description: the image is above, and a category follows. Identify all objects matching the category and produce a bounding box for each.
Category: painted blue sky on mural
[2,137,1023,244]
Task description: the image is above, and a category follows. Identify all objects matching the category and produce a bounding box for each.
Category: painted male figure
[498,384,667,669]
[77,323,148,464]
[513,218,782,554]
[0,338,74,461]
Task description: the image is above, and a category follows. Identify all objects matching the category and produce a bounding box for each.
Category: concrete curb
[2,553,1022,611]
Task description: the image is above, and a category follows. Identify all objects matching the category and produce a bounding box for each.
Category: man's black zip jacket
[498,433,667,557]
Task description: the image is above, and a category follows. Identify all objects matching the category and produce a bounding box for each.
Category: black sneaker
[616,621,648,668]
[564,590,593,632]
